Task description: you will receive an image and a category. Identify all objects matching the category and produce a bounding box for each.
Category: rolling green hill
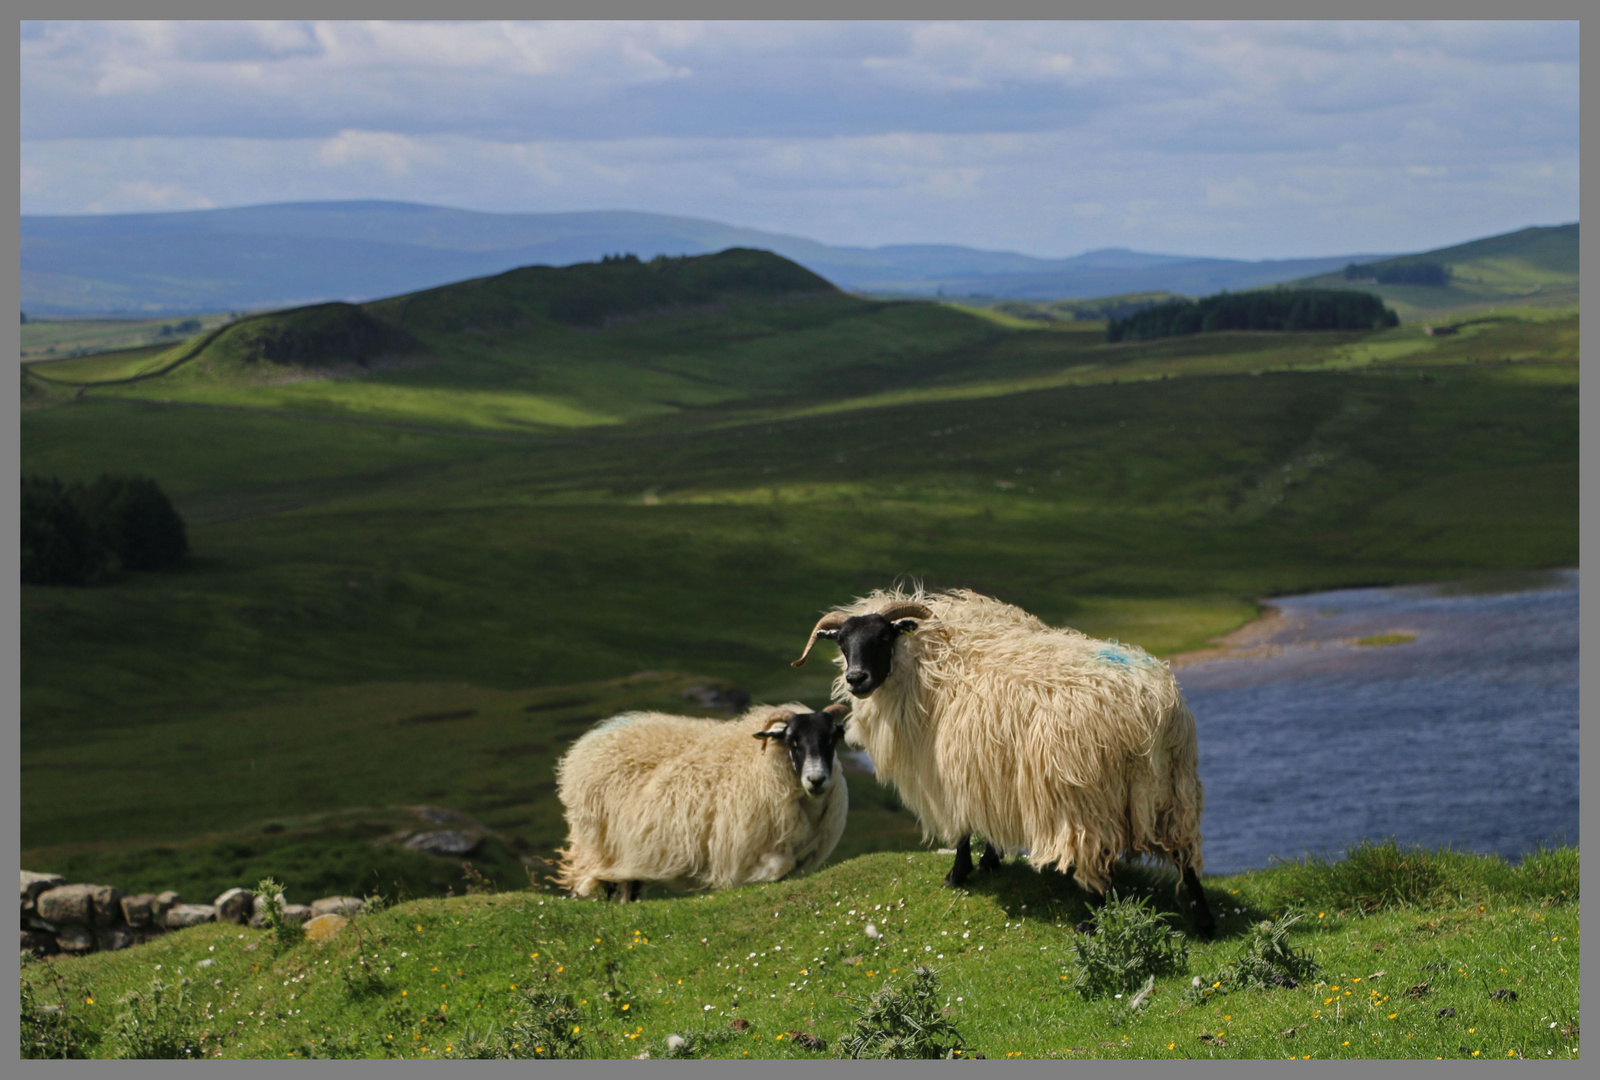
[38,248,1011,432]
[1289,224,1578,319]
[19,244,1578,922]
[19,313,235,362]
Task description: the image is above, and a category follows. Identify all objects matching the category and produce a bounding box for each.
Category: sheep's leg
[977,839,1003,874]
[943,835,974,888]
[601,881,618,901]
[1182,865,1216,940]
[619,880,643,903]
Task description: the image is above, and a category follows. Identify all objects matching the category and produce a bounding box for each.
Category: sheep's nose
[845,670,869,688]
[805,775,830,796]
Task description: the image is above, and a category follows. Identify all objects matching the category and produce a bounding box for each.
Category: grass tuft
[108,976,202,1060]
[20,960,92,1059]
[1267,840,1452,913]
[1507,844,1579,906]
[1263,838,1580,915]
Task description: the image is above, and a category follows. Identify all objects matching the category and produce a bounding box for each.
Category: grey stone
[164,904,218,929]
[36,884,95,925]
[404,829,483,856]
[97,927,136,952]
[55,924,95,952]
[121,894,158,928]
[154,891,179,922]
[88,885,124,926]
[21,929,57,957]
[24,914,60,933]
[21,871,65,914]
[214,888,255,924]
[310,896,364,918]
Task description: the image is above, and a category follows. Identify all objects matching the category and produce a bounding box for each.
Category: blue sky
[19,20,1579,259]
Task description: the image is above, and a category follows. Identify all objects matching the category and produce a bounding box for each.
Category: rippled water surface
[1178,569,1578,873]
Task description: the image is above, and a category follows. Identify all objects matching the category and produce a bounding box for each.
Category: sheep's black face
[754,710,847,798]
[826,613,919,698]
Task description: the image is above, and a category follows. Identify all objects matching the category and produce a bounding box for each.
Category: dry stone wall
[20,870,364,959]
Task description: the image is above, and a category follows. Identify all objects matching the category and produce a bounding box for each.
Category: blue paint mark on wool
[1096,640,1152,666]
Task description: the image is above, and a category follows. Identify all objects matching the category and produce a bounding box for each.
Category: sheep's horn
[821,703,850,719]
[791,611,849,668]
[754,710,795,754]
[879,601,933,623]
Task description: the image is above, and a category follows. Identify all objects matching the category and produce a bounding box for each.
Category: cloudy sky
[19,20,1579,259]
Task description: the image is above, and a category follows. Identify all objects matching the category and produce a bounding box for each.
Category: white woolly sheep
[791,587,1215,937]
[553,703,850,900]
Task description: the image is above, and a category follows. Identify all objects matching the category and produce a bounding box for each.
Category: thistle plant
[837,965,966,1059]
[252,877,304,948]
[1185,911,1322,1003]
[1067,891,1190,1001]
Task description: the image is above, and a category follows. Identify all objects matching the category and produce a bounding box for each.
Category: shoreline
[1164,603,1286,669]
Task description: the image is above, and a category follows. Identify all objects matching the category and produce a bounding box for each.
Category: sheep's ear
[814,629,841,641]
[752,723,789,741]
[821,703,850,719]
[892,619,920,634]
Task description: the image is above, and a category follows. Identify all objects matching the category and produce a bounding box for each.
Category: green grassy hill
[19,313,236,362]
[47,249,1004,432]
[21,844,1578,1060]
[20,245,1578,962]
[1289,224,1578,320]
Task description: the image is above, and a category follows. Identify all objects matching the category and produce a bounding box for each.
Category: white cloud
[316,130,431,176]
[84,180,215,213]
[17,21,1579,259]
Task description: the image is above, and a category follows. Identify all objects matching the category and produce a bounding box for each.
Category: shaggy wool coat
[554,704,848,897]
[829,588,1204,895]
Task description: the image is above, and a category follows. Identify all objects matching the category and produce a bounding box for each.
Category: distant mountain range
[22,200,1402,317]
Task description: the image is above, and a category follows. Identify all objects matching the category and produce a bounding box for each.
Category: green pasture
[19,252,1579,913]
[19,313,234,362]
[1292,224,1579,319]
[20,845,1579,1060]
[23,345,179,384]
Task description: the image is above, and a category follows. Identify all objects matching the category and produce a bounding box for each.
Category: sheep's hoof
[943,868,970,889]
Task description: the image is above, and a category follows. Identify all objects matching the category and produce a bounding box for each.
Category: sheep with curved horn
[792,587,1214,938]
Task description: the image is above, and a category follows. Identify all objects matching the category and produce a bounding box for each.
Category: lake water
[845,569,1579,874]
[1177,569,1578,874]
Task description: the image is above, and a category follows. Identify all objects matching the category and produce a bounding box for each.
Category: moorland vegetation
[1105,289,1398,342]
[19,239,1578,1058]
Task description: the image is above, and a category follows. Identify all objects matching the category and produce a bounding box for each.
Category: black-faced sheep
[792,587,1215,938]
[553,704,849,900]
